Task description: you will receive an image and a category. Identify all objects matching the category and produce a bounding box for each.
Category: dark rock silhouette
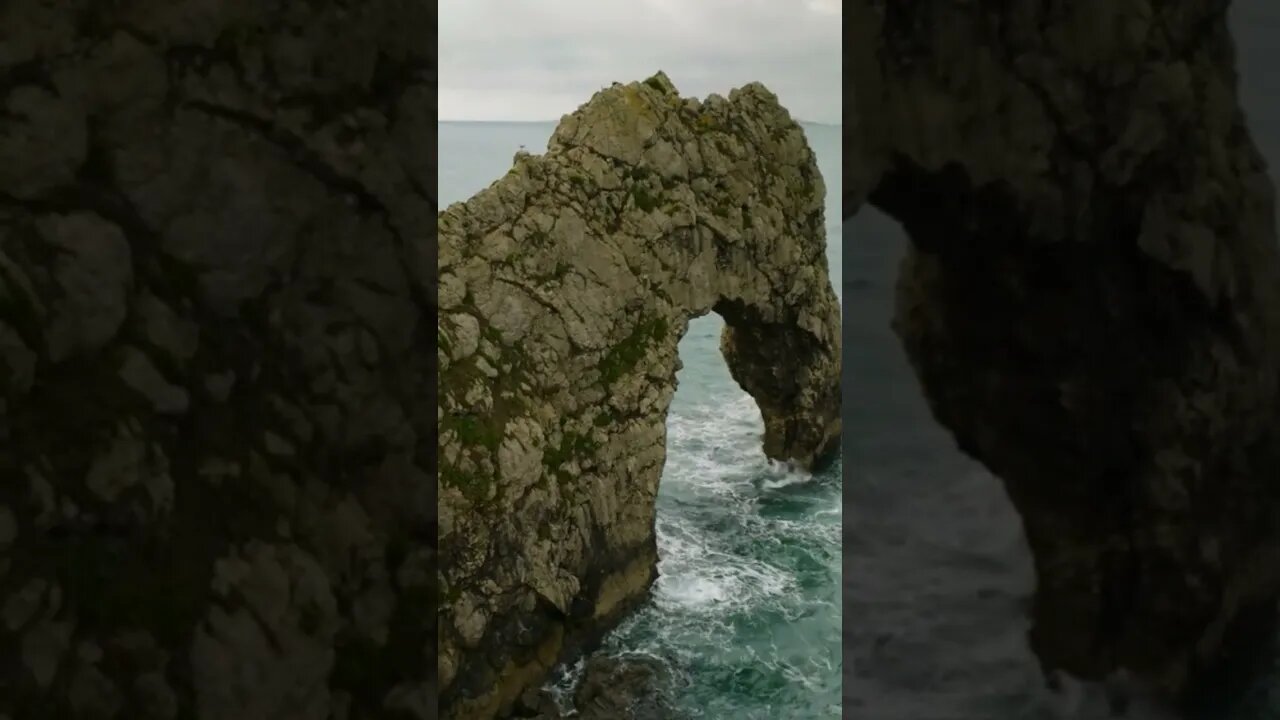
[846,0,1280,705]
[0,2,434,718]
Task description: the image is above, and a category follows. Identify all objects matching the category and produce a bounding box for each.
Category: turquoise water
[440,120,843,718]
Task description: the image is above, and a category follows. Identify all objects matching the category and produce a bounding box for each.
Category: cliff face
[437,72,841,718]
[0,2,435,719]
[847,0,1280,702]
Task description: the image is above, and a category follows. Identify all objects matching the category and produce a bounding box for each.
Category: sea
[844,3,1280,719]
[439,120,844,718]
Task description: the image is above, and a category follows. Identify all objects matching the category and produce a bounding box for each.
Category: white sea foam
[761,469,816,489]
[545,656,585,712]
[651,513,793,614]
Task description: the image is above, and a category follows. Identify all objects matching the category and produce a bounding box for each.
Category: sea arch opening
[548,299,845,715]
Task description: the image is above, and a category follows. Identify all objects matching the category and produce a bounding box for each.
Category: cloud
[439,0,841,122]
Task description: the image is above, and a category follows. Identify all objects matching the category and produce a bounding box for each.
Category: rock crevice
[437,71,841,718]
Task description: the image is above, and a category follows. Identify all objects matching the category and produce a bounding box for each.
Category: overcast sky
[440,0,841,123]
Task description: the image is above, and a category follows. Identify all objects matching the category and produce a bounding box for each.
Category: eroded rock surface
[0,2,435,719]
[509,656,675,720]
[438,72,841,718]
[847,0,1280,704]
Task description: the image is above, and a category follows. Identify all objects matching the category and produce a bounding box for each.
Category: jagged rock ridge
[0,2,435,719]
[437,72,841,718]
[846,0,1280,705]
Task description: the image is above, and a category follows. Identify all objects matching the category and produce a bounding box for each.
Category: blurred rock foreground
[0,2,436,719]
[847,0,1280,710]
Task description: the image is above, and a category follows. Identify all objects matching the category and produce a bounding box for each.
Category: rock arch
[437,72,841,717]
[847,0,1280,704]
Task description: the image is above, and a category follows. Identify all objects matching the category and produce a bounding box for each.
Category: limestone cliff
[437,72,841,718]
[0,2,435,719]
[847,0,1280,704]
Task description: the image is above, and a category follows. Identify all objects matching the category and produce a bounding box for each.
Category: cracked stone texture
[438,71,841,718]
[0,2,436,719]
[847,0,1280,704]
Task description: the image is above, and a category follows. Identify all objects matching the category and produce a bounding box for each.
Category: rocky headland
[847,0,1280,707]
[0,2,435,719]
[437,72,841,718]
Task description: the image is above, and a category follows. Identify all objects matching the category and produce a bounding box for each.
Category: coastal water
[440,121,843,718]
[844,3,1280,718]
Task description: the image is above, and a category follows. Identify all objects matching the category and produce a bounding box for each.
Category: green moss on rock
[630,185,660,213]
[543,430,598,480]
[441,463,491,504]
[448,414,502,452]
[598,315,669,385]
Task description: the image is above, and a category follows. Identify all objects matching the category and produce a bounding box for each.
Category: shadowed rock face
[437,72,841,718]
[0,3,435,719]
[847,0,1280,703]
